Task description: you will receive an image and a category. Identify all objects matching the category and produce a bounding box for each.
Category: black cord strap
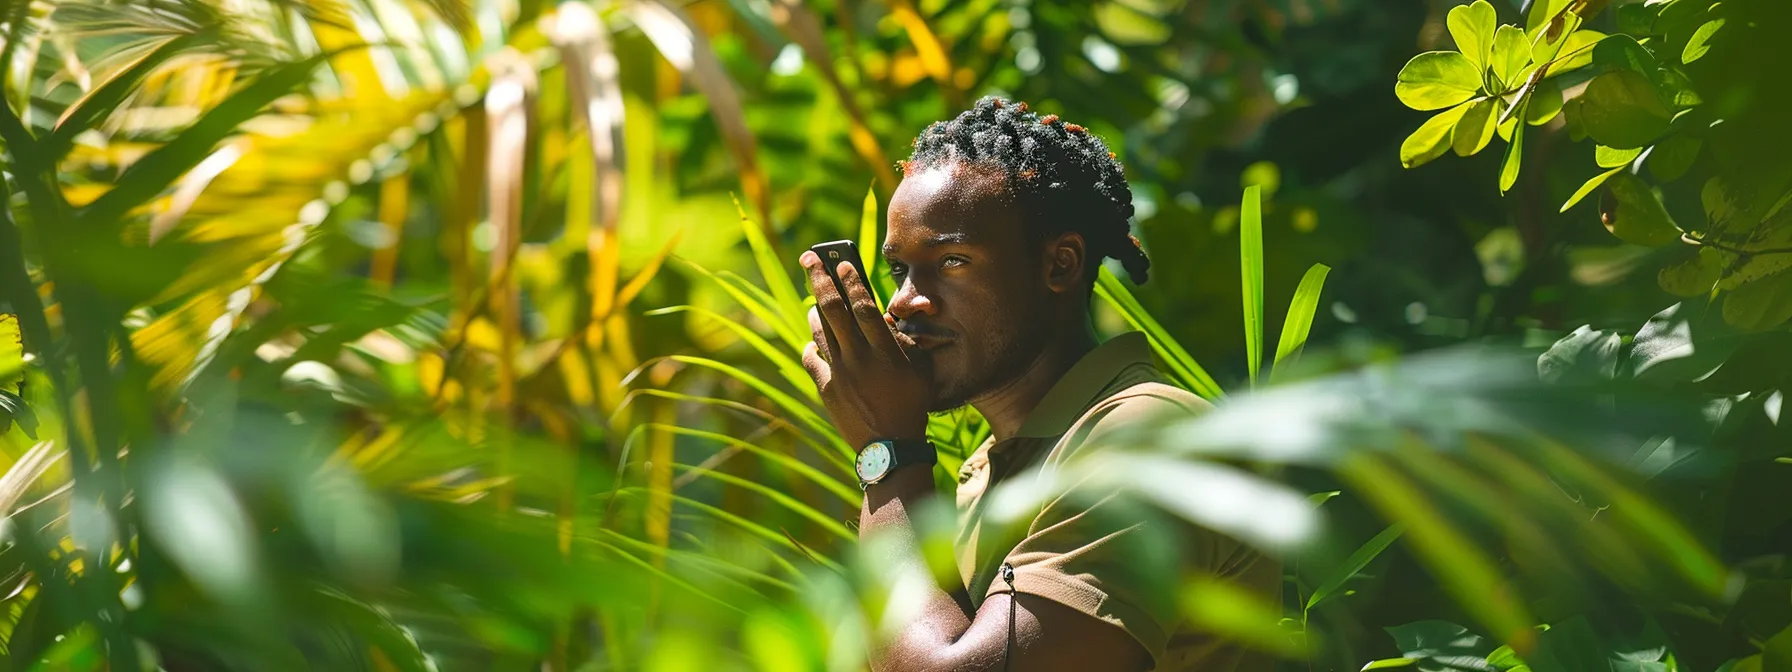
[1001,562,1017,672]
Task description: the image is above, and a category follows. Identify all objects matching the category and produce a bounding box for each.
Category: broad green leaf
[1402,102,1474,169]
[1659,68,1704,108]
[1306,524,1403,610]
[1448,1,1498,75]
[1538,326,1623,382]
[1641,134,1698,182]
[1363,660,1420,670]
[1526,0,1570,36]
[1605,173,1682,246]
[1659,247,1722,297]
[1593,35,1658,79]
[1385,620,1496,672]
[77,51,339,230]
[1240,185,1264,388]
[1579,71,1672,149]
[1722,271,1792,332]
[1490,26,1531,91]
[1529,10,1584,65]
[0,314,20,393]
[1682,19,1724,63]
[1487,644,1524,669]
[1308,491,1342,507]
[1548,29,1604,71]
[1597,145,1644,168]
[1453,98,1499,157]
[1095,269,1224,399]
[1500,111,1527,193]
[1395,52,1483,111]
[1646,134,1701,182]
[1526,78,1564,125]
[1562,166,1627,212]
[1270,263,1330,382]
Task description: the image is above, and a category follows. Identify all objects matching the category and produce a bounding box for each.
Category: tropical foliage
[0,0,1785,670]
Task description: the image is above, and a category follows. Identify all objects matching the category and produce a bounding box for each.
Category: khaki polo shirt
[954,332,1280,672]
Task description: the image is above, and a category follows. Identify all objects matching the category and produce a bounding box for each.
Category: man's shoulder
[1089,379,1213,424]
[1055,379,1211,454]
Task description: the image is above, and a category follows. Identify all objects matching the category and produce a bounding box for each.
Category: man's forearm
[860,465,978,671]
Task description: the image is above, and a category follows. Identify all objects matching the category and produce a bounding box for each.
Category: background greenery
[0,0,1787,670]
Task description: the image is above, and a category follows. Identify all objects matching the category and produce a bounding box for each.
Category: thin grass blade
[1241,185,1265,389]
[1270,263,1331,383]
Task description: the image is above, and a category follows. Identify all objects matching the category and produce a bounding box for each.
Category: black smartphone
[809,239,879,310]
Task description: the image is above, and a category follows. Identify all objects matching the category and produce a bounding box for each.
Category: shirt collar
[1010,331,1156,439]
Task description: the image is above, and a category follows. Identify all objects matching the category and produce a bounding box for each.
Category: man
[798,97,1279,671]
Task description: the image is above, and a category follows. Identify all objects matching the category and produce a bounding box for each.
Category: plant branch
[1681,233,1792,257]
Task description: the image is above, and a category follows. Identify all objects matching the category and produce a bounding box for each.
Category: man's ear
[1045,232,1087,294]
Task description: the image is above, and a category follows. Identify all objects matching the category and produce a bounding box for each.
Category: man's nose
[886,280,937,320]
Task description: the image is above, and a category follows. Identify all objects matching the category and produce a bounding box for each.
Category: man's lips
[905,333,954,350]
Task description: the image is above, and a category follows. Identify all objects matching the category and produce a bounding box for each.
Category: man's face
[882,163,1056,412]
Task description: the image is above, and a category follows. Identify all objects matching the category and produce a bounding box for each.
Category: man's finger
[837,260,899,354]
[808,306,838,365]
[801,341,832,389]
[801,251,865,357]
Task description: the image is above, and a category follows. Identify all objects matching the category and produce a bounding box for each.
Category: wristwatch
[855,439,937,489]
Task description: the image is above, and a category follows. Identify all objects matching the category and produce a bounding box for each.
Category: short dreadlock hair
[899,96,1150,285]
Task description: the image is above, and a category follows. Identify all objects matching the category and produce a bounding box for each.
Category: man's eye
[889,263,909,278]
[941,256,968,268]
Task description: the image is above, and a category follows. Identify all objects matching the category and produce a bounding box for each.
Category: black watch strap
[885,439,938,468]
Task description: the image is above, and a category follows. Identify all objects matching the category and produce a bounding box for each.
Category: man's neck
[971,322,1098,442]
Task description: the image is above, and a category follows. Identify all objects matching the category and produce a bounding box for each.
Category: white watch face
[856,442,893,483]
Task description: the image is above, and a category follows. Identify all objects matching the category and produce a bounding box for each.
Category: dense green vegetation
[0,0,1787,670]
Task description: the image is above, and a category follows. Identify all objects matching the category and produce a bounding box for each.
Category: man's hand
[799,251,930,449]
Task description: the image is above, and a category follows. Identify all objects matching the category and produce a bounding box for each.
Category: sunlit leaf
[1490,26,1531,91]
[1597,145,1643,169]
[1561,166,1626,212]
[1453,98,1499,157]
[1395,52,1483,111]
[1682,19,1724,63]
[1447,1,1497,76]
[1402,101,1473,169]
[1500,110,1526,194]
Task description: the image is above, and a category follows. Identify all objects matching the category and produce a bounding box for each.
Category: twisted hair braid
[901,96,1151,285]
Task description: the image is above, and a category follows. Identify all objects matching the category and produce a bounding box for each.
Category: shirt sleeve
[983,389,1211,665]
